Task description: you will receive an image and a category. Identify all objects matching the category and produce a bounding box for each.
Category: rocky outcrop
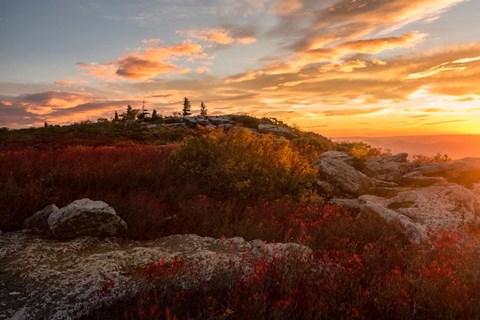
[0,233,310,320]
[417,158,480,186]
[316,152,371,197]
[362,153,415,182]
[47,199,127,240]
[316,151,480,241]
[258,124,291,135]
[359,183,478,241]
[22,204,59,233]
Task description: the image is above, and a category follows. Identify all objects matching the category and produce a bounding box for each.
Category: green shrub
[291,131,335,160]
[166,128,317,200]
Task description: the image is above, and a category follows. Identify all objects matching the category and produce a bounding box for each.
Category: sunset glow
[0,0,479,136]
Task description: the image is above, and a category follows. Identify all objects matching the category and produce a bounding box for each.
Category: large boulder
[316,154,371,197]
[359,183,478,242]
[362,153,415,182]
[418,158,480,186]
[0,233,310,320]
[47,199,127,239]
[23,204,59,233]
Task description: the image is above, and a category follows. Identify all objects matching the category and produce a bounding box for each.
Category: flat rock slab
[359,183,478,242]
[0,233,308,320]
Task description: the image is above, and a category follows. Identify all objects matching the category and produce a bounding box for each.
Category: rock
[162,122,187,128]
[47,199,127,239]
[320,151,354,164]
[208,116,233,125]
[359,183,478,241]
[329,198,363,212]
[401,170,447,187]
[184,116,211,126]
[22,204,59,233]
[258,124,291,134]
[417,158,480,186]
[360,199,426,243]
[0,233,310,320]
[316,156,371,197]
[362,153,415,182]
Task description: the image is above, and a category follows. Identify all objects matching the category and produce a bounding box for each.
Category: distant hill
[332,135,480,159]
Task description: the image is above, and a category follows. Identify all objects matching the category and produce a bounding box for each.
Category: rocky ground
[0,233,308,320]
[2,144,480,319]
[318,152,480,242]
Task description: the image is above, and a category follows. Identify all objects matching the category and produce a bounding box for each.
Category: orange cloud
[196,66,211,74]
[227,32,426,82]
[78,42,206,80]
[272,0,302,15]
[55,79,88,87]
[180,28,256,45]
[407,55,480,79]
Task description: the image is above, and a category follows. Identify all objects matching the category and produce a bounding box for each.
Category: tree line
[112,97,208,124]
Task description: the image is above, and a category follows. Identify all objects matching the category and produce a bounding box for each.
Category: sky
[0,0,479,137]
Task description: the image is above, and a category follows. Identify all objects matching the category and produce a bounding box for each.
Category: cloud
[55,79,88,87]
[196,66,211,74]
[78,42,207,81]
[407,55,480,79]
[227,31,426,82]
[321,107,386,117]
[180,28,256,45]
[0,102,41,127]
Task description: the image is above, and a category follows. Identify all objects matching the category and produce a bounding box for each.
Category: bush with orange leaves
[165,128,317,201]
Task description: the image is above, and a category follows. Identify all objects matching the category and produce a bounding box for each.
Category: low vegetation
[1,110,469,319]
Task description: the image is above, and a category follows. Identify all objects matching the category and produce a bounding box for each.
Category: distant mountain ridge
[331,135,480,159]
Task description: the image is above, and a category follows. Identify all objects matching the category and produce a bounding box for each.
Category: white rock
[0,233,310,320]
[47,199,127,240]
[359,183,478,241]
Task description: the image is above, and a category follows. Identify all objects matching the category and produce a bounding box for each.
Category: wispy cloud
[78,41,207,80]
[179,28,256,45]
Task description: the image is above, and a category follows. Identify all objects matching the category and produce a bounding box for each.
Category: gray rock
[316,156,371,197]
[184,116,211,126]
[417,158,480,186]
[359,183,478,241]
[258,124,291,134]
[401,170,447,187]
[162,122,187,128]
[329,198,363,212]
[208,116,233,125]
[23,204,59,233]
[320,151,354,163]
[0,233,310,320]
[47,199,127,239]
[360,199,426,243]
[362,153,415,182]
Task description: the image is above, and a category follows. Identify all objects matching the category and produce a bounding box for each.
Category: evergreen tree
[44,121,48,128]
[200,101,208,117]
[137,101,150,121]
[182,97,192,117]
[121,105,140,123]
[113,111,120,122]
[151,109,160,122]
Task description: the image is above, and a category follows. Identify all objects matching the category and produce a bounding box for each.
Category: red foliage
[93,228,480,320]
[0,145,176,232]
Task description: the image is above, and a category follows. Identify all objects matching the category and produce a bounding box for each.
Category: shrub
[166,128,317,200]
[412,153,451,163]
[87,229,480,320]
[291,131,335,161]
